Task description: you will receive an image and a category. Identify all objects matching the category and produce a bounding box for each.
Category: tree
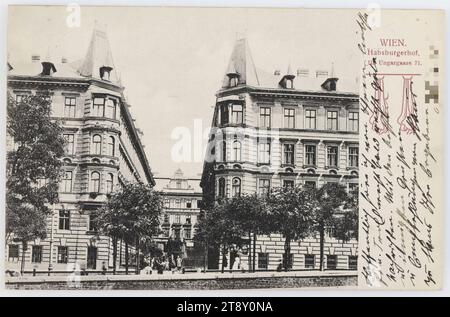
[195,202,246,273]
[94,182,163,274]
[266,186,315,271]
[333,190,359,243]
[6,92,65,274]
[310,183,350,271]
[226,194,269,272]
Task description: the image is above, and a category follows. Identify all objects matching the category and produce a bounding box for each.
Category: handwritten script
[357,11,442,289]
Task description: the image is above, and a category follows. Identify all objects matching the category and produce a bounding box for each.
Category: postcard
[3,5,445,291]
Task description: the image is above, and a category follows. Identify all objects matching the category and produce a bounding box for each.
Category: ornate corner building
[6,27,154,272]
[153,169,203,266]
[201,38,359,271]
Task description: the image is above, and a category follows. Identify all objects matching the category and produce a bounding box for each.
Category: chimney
[31,54,40,63]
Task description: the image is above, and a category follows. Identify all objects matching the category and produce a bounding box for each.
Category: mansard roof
[221,39,358,95]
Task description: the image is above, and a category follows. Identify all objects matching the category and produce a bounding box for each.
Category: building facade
[201,38,359,271]
[6,27,154,272]
[154,169,202,251]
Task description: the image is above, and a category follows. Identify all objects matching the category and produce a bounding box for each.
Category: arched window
[107,136,115,156]
[232,141,241,161]
[218,178,226,198]
[106,173,114,194]
[92,135,102,155]
[90,172,100,193]
[232,177,241,197]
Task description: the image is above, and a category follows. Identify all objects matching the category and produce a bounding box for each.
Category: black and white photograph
[2,4,445,293]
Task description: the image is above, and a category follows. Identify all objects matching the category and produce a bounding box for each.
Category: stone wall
[5,272,357,290]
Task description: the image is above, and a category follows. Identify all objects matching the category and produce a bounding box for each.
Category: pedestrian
[232,255,241,271]
[176,255,183,272]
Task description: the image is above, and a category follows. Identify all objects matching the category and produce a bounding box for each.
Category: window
[87,247,97,269]
[88,214,97,232]
[32,246,42,263]
[64,97,76,117]
[283,144,295,165]
[174,228,181,240]
[220,141,227,162]
[100,66,111,80]
[349,256,358,270]
[92,135,102,155]
[186,201,192,208]
[305,109,316,129]
[258,253,269,270]
[282,253,293,269]
[349,112,359,132]
[90,172,100,193]
[61,171,73,192]
[327,110,338,130]
[186,216,191,224]
[106,173,114,194]
[327,146,339,168]
[163,227,170,237]
[284,108,295,128]
[229,77,238,87]
[232,141,241,161]
[260,107,271,128]
[349,183,359,196]
[107,136,115,156]
[184,228,192,239]
[176,180,182,189]
[219,104,229,125]
[232,177,241,197]
[64,134,75,155]
[283,179,295,189]
[218,178,226,198]
[286,79,294,89]
[57,246,69,264]
[231,104,243,124]
[105,99,116,119]
[327,255,337,270]
[16,95,26,103]
[163,214,170,223]
[8,245,19,261]
[258,179,270,197]
[174,215,181,224]
[304,181,316,189]
[348,147,359,167]
[258,141,271,164]
[92,98,105,117]
[59,210,70,230]
[305,254,315,269]
[305,145,316,166]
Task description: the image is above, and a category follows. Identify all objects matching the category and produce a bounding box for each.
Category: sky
[8,6,359,178]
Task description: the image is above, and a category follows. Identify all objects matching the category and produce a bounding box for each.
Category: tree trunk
[112,237,117,275]
[319,222,325,271]
[248,231,252,272]
[135,235,140,275]
[252,232,257,272]
[125,241,129,275]
[20,241,27,276]
[284,235,291,272]
[221,247,227,274]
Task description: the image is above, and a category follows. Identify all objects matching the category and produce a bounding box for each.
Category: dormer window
[41,62,56,76]
[285,79,293,89]
[229,76,239,87]
[226,63,240,88]
[100,66,113,81]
